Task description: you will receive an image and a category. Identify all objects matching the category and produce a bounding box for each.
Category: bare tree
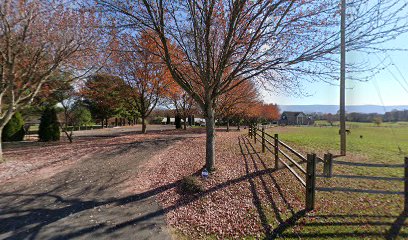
[0,0,102,160]
[98,0,408,171]
[51,81,77,143]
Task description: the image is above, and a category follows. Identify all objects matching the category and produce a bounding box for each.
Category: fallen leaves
[131,130,305,239]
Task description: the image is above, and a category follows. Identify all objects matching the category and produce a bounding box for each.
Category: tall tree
[81,74,125,127]
[216,80,259,132]
[163,77,195,130]
[98,0,408,171]
[260,103,280,122]
[0,0,101,160]
[112,32,170,133]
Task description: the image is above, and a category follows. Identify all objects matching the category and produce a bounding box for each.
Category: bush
[150,117,164,124]
[179,176,204,194]
[2,112,25,142]
[72,105,93,127]
[39,107,60,142]
[373,116,382,126]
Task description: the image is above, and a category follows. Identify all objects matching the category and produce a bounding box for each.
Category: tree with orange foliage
[0,1,101,160]
[216,80,259,132]
[112,32,170,133]
[98,0,408,171]
[260,104,280,122]
[163,79,195,130]
[245,102,280,124]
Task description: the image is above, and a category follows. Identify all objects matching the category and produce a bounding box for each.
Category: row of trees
[96,0,408,171]
[0,0,105,160]
[61,72,279,135]
[1,0,407,170]
[318,110,408,125]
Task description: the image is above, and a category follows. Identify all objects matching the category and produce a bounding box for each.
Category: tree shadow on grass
[280,212,407,239]
[386,212,407,240]
[239,136,307,239]
[240,136,408,239]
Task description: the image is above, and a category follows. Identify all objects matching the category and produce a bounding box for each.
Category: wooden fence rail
[248,125,408,214]
[249,125,318,211]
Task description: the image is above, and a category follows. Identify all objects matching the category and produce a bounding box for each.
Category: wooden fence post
[254,126,257,144]
[261,127,265,153]
[306,153,317,211]
[323,153,333,177]
[405,157,408,214]
[274,134,279,169]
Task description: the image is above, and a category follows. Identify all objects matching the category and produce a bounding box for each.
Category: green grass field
[262,122,408,239]
[270,122,407,176]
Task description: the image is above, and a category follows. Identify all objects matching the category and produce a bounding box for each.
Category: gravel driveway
[0,127,191,240]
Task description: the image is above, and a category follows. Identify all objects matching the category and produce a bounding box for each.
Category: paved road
[0,133,179,240]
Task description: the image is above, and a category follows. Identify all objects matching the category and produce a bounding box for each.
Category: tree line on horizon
[315,109,408,125]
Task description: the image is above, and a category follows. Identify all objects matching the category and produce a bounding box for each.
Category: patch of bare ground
[129,130,305,239]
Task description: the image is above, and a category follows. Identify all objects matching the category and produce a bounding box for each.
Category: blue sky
[263,33,408,106]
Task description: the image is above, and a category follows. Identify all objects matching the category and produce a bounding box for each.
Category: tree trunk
[63,128,73,143]
[226,118,230,132]
[175,115,182,129]
[142,117,147,133]
[237,121,240,131]
[183,117,187,130]
[205,108,216,172]
[0,128,3,162]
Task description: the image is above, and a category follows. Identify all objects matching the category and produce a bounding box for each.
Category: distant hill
[278,105,408,114]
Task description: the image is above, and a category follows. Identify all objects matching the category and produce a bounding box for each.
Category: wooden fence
[248,125,408,213]
[249,125,320,211]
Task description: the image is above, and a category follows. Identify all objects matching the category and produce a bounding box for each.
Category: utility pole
[340,0,346,155]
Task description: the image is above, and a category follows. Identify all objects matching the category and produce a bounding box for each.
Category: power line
[386,53,408,90]
[374,53,408,94]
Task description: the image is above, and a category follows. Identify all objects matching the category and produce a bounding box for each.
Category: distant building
[161,117,211,126]
[161,118,185,124]
[279,111,314,125]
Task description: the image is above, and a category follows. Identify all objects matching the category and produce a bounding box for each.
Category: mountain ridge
[278,105,408,114]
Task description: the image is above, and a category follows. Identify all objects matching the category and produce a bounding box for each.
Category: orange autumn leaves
[247,102,280,121]
[108,30,279,122]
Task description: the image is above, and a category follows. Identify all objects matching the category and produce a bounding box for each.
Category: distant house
[161,118,184,124]
[279,111,314,125]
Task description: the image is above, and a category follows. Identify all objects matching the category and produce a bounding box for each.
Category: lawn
[268,122,407,176]
[125,124,406,239]
[262,122,408,239]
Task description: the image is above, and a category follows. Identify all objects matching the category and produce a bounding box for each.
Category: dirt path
[0,133,187,240]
